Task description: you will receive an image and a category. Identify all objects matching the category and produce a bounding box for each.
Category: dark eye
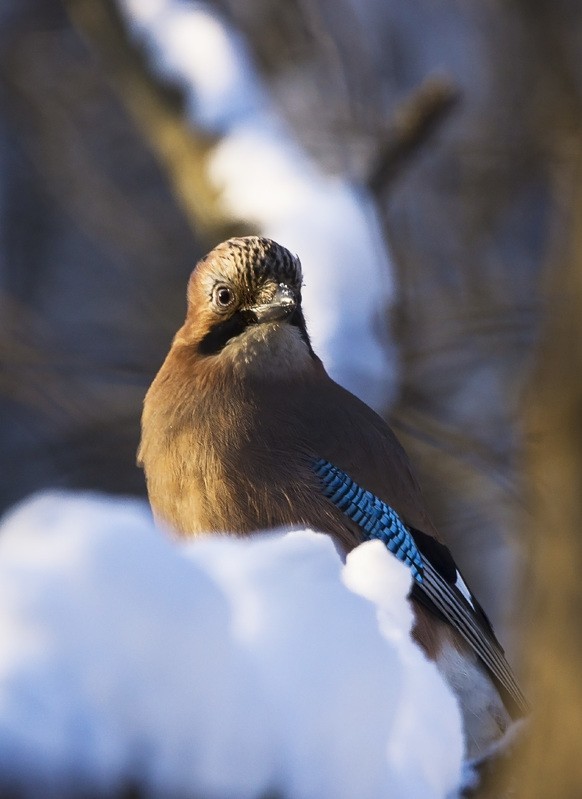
[213,285,235,309]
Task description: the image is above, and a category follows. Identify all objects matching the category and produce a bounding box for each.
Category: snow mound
[0,491,463,797]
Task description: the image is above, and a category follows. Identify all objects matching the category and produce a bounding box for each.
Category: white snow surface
[118,0,397,412]
[0,491,464,798]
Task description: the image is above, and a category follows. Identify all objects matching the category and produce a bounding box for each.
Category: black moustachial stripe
[197,311,249,355]
[198,304,315,358]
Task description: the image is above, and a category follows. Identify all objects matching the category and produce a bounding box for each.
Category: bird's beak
[248,284,297,323]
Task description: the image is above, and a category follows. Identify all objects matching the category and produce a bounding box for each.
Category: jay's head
[178,236,315,374]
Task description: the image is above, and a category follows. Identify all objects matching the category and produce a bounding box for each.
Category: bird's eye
[213,285,235,309]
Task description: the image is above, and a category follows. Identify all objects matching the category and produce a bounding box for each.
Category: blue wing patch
[312,458,424,583]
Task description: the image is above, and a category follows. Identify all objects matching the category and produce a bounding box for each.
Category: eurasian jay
[138,236,527,757]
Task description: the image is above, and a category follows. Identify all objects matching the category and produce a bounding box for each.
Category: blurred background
[1,0,582,794]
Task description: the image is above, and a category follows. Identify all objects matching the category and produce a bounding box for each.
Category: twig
[367,74,459,194]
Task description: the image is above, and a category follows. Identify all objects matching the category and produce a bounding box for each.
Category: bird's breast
[141,374,362,548]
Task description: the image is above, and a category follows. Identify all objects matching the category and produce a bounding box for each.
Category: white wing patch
[455,571,475,610]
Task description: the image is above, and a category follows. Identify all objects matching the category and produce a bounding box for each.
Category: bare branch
[367,75,459,194]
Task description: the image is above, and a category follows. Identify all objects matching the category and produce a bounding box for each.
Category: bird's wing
[312,458,529,719]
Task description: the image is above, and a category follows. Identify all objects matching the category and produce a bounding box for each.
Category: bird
[138,235,527,758]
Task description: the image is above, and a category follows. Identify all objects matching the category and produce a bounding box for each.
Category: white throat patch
[223,323,312,378]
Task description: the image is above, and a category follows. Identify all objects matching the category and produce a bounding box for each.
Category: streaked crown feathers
[190,236,303,302]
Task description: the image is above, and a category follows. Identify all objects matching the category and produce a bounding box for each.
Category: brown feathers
[138,236,519,757]
[139,236,436,544]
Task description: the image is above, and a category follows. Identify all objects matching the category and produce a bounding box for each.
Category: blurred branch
[492,3,582,795]
[367,75,460,194]
[0,294,88,422]
[462,720,527,798]
[392,410,521,501]
[507,144,582,798]
[64,0,241,240]
[0,11,202,324]
[0,31,167,275]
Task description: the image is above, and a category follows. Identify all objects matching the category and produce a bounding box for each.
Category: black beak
[247,284,297,323]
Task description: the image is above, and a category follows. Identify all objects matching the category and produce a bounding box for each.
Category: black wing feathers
[409,527,528,718]
[411,527,496,639]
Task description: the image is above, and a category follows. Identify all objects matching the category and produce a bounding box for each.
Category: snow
[117,0,397,412]
[119,0,262,131]
[0,491,464,797]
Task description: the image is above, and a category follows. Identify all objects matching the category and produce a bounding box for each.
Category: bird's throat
[220,323,315,378]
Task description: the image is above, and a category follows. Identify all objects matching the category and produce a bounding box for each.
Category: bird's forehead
[202,236,302,290]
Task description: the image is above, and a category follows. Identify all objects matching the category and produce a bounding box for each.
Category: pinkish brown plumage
[138,236,526,757]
